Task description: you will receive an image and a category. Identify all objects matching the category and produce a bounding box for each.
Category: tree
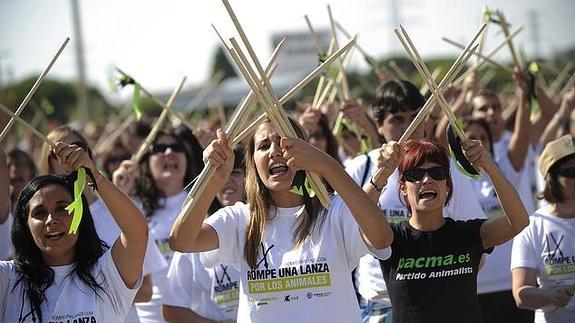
[209,46,237,80]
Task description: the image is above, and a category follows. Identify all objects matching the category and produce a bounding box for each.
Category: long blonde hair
[243,118,323,269]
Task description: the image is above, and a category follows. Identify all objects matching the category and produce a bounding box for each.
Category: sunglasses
[149,142,186,154]
[556,167,575,179]
[403,166,450,183]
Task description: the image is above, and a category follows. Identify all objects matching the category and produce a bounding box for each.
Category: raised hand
[53,142,97,174]
[203,129,235,184]
[462,139,494,171]
[373,141,402,183]
[280,136,329,175]
[513,68,532,99]
[112,160,138,195]
[546,285,574,308]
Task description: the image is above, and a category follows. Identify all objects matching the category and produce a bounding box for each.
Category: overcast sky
[1,0,574,101]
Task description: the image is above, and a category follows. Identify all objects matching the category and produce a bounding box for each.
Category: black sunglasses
[556,167,575,179]
[149,142,186,154]
[403,166,450,183]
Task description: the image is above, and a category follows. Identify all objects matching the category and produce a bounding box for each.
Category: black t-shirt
[380,217,493,323]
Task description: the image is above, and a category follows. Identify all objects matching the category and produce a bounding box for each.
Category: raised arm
[507,69,533,172]
[281,137,393,249]
[0,147,9,224]
[462,140,529,249]
[169,129,233,253]
[540,89,575,146]
[54,142,148,288]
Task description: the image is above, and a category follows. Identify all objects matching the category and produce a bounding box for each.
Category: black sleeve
[461,218,494,255]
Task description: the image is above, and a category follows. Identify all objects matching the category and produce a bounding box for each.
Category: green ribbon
[528,62,540,122]
[318,53,339,80]
[65,167,86,234]
[132,83,142,120]
[290,177,316,198]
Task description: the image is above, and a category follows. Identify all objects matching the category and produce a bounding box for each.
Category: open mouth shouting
[418,188,438,202]
[269,162,289,178]
[45,231,66,242]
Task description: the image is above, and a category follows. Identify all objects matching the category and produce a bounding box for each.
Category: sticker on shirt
[213,264,240,313]
[246,243,332,306]
[394,252,474,281]
[543,232,575,279]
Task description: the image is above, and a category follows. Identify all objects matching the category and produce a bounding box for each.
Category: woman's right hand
[203,129,234,184]
[373,141,401,184]
[113,160,138,195]
[546,285,574,308]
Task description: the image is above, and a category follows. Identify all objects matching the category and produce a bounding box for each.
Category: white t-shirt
[493,131,537,215]
[0,250,142,323]
[90,198,168,323]
[136,191,187,323]
[0,213,12,260]
[345,149,486,306]
[164,252,240,321]
[511,207,575,323]
[473,150,525,294]
[202,196,391,323]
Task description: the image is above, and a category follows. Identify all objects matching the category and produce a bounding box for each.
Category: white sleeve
[332,196,391,271]
[163,252,194,308]
[446,166,487,221]
[99,250,143,317]
[201,203,245,268]
[511,220,538,270]
[142,234,168,276]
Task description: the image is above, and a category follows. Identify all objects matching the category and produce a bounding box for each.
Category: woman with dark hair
[512,134,575,322]
[174,125,205,180]
[0,142,148,322]
[132,129,195,323]
[38,125,167,323]
[99,140,131,180]
[374,139,529,323]
[298,106,341,164]
[169,117,393,322]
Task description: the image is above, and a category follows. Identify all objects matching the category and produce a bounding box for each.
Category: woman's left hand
[53,142,97,174]
[281,137,330,175]
[462,139,494,171]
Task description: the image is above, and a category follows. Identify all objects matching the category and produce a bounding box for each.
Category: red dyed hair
[398,140,453,213]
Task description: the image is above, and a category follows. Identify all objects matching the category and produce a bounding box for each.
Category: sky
[1,0,574,103]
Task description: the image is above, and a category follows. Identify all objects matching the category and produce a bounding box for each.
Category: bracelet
[369,176,386,192]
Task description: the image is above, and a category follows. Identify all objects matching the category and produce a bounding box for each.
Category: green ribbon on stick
[65,167,86,234]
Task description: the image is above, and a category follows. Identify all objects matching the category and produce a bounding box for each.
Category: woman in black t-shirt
[370,139,529,323]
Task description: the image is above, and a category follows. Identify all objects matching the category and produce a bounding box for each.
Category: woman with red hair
[374,139,529,323]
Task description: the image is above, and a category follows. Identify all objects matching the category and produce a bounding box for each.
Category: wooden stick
[479,69,497,88]
[397,24,486,142]
[389,60,410,81]
[560,71,575,96]
[182,70,225,111]
[495,10,523,69]
[0,37,70,142]
[94,114,136,155]
[0,103,56,149]
[304,15,324,54]
[420,67,443,95]
[326,5,351,100]
[115,67,197,131]
[180,35,286,207]
[396,25,466,140]
[312,38,336,108]
[442,37,512,72]
[549,62,573,93]
[454,26,522,85]
[220,0,331,206]
[132,77,187,163]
